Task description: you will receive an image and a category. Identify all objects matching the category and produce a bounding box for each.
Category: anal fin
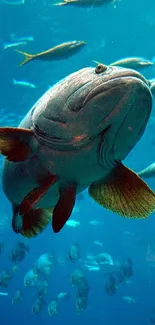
[89,163,155,219]
[0,127,34,162]
[52,185,77,233]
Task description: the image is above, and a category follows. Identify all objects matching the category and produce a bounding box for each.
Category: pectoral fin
[0,127,34,162]
[89,163,155,219]
[52,185,77,233]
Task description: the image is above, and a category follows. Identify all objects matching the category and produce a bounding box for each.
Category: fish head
[32,64,152,167]
[137,58,153,66]
[68,40,86,49]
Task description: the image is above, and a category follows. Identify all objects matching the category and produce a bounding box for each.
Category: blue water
[1,0,155,324]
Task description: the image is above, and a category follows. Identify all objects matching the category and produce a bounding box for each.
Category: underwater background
[1,0,155,324]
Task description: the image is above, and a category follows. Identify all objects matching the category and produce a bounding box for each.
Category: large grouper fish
[0,63,155,238]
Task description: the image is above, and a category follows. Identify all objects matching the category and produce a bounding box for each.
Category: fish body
[93,240,103,246]
[54,0,116,7]
[0,292,8,296]
[3,41,27,50]
[16,40,86,67]
[12,79,36,89]
[89,220,104,226]
[1,64,155,238]
[138,163,155,179]
[2,0,25,4]
[84,264,100,271]
[10,34,34,42]
[57,292,70,300]
[122,296,137,303]
[48,299,59,316]
[66,219,80,227]
[12,290,23,304]
[111,57,153,70]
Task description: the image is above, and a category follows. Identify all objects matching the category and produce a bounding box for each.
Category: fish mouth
[32,123,91,150]
[33,123,65,143]
[70,40,86,48]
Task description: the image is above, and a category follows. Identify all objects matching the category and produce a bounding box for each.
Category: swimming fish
[93,58,153,70]
[2,0,25,4]
[93,240,103,246]
[66,219,80,227]
[16,40,86,67]
[54,0,117,7]
[138,163,155,179]
[122,296,138,303]
[12,290,23,304]
[12,79,36,89]
[0,64,155,238]
[0,292,8,296]
[3,41,27,50]
[110,57,153,70]
[89,220,104,226]
[10,34,34,42]
[84,265,100,271]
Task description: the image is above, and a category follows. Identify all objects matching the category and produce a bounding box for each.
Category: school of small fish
[0,238,136,315]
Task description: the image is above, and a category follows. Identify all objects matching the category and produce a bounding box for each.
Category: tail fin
[15,50,34,67]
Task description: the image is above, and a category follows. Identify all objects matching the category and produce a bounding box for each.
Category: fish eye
[95,64,107,74]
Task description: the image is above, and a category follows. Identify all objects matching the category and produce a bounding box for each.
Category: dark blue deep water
[1,0,155,324]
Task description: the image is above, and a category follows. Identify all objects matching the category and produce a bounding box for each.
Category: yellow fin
[89,163,155,219]
[21,207,53,238]
[15,50,34,67]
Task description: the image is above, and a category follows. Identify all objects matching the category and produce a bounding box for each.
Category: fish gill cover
[0,0,155,325]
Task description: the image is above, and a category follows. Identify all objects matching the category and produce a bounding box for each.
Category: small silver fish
[12,79,36,89]
[93,240,103,247]
[2,0,25,4]
[84,264,100,271]
[66,219,80,227]
[3,41,27,50]
[89,220,104,226]
[110,57,153,70]
[10,34,34,42]
[0,292,8,296]
[138,163,155,179]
